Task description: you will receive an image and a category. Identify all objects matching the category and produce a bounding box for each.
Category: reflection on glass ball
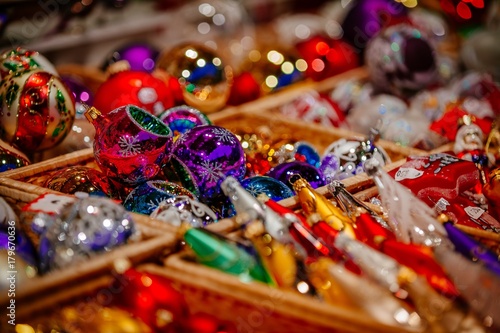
[174,0,256,70]
[240,46,306,94]
[157,43,233,113]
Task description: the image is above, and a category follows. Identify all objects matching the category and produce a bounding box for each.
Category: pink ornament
[85,104,173,186]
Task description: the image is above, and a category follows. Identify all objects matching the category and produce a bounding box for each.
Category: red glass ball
[93,70,174,116]
[295,35,360,82]
[111,268,189,332]
[227,71,261,106]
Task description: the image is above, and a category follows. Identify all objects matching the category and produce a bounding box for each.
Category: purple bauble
[266,161,326,191]
[341,0,408,53]
[365,24,438,98]
[165,125,246,202]
[104,42,160,73]
[0,227,38,267]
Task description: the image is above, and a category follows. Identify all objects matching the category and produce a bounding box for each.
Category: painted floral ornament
[165,125,246,201]
[85,104,173,186]
[0,139,30,172]
[123,180,195,215]
[0,70,76,153]
[93,61,174,116]
[150,195,217,227]
[157,43,233,113]
[0,47,57,78]
[44,166,118,198]
[37,194,136,272]
[320,133,391,181]
[365,24,438,98]
[159,105,211,136]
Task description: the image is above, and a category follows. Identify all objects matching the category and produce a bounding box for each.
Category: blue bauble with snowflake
[123,180,196,215]
[241,176,294,202]
[163,125,246,203]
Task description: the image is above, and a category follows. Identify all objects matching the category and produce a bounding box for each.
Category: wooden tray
[11,254,423,333]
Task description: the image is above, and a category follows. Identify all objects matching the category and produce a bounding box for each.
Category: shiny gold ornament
[291,176,354,235]
[157,43,233,113]
[21,305,152,333]
[239,44,306,94]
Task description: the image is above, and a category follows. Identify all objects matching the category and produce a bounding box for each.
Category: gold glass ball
[157,43,233,113]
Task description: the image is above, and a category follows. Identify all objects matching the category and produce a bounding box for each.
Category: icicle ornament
[364,158,446,246]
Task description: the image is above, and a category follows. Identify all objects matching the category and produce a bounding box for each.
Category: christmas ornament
[364,158,447,245]
[103,42,160,73]
[37,194,136,272]
[0,47,57,78]
[165,125,245,201]
[159,105,211,137]
[272,140,321,168]
[429,106,493,142]
[280,91,346,128]
[44,166,118,198]
[48,306,151,333]
[239,45,305,94]
[111,268,189,332]
[0,139,30,171]
[221,176,293,245]
[329,78,374,113]
[0,70,76,152]
[85,105,173,186]
[454,121,495,169]
[291,175,352,233]
[226,71,261,106]
[340,0,408,53]
[184,227,274,284]
[329,183,459,296]
[123,180,195,215]
[439,215,500,276]
[0,225,38,268]
[241,176,294,202]
[310,259,422,329]
[150,195,217,227]
[346,94,407,136]
[376,110,431,148]
[453,71,500,115]
[157,43,233,113]
[432,242,500,330]
[93,65,174,116]
[295,35,359,82]
[235,130,277,177]
[409,87,457,122]
[243,220,316,296]
[263,197,349,265]
[185,312,237,333]
[484,167,500,220]
[320,133,391,181]
[267,161,326,191]
[40,75,96,159]
[365,24,439,98]
[173,0,256,70]
[389,153,481,203]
